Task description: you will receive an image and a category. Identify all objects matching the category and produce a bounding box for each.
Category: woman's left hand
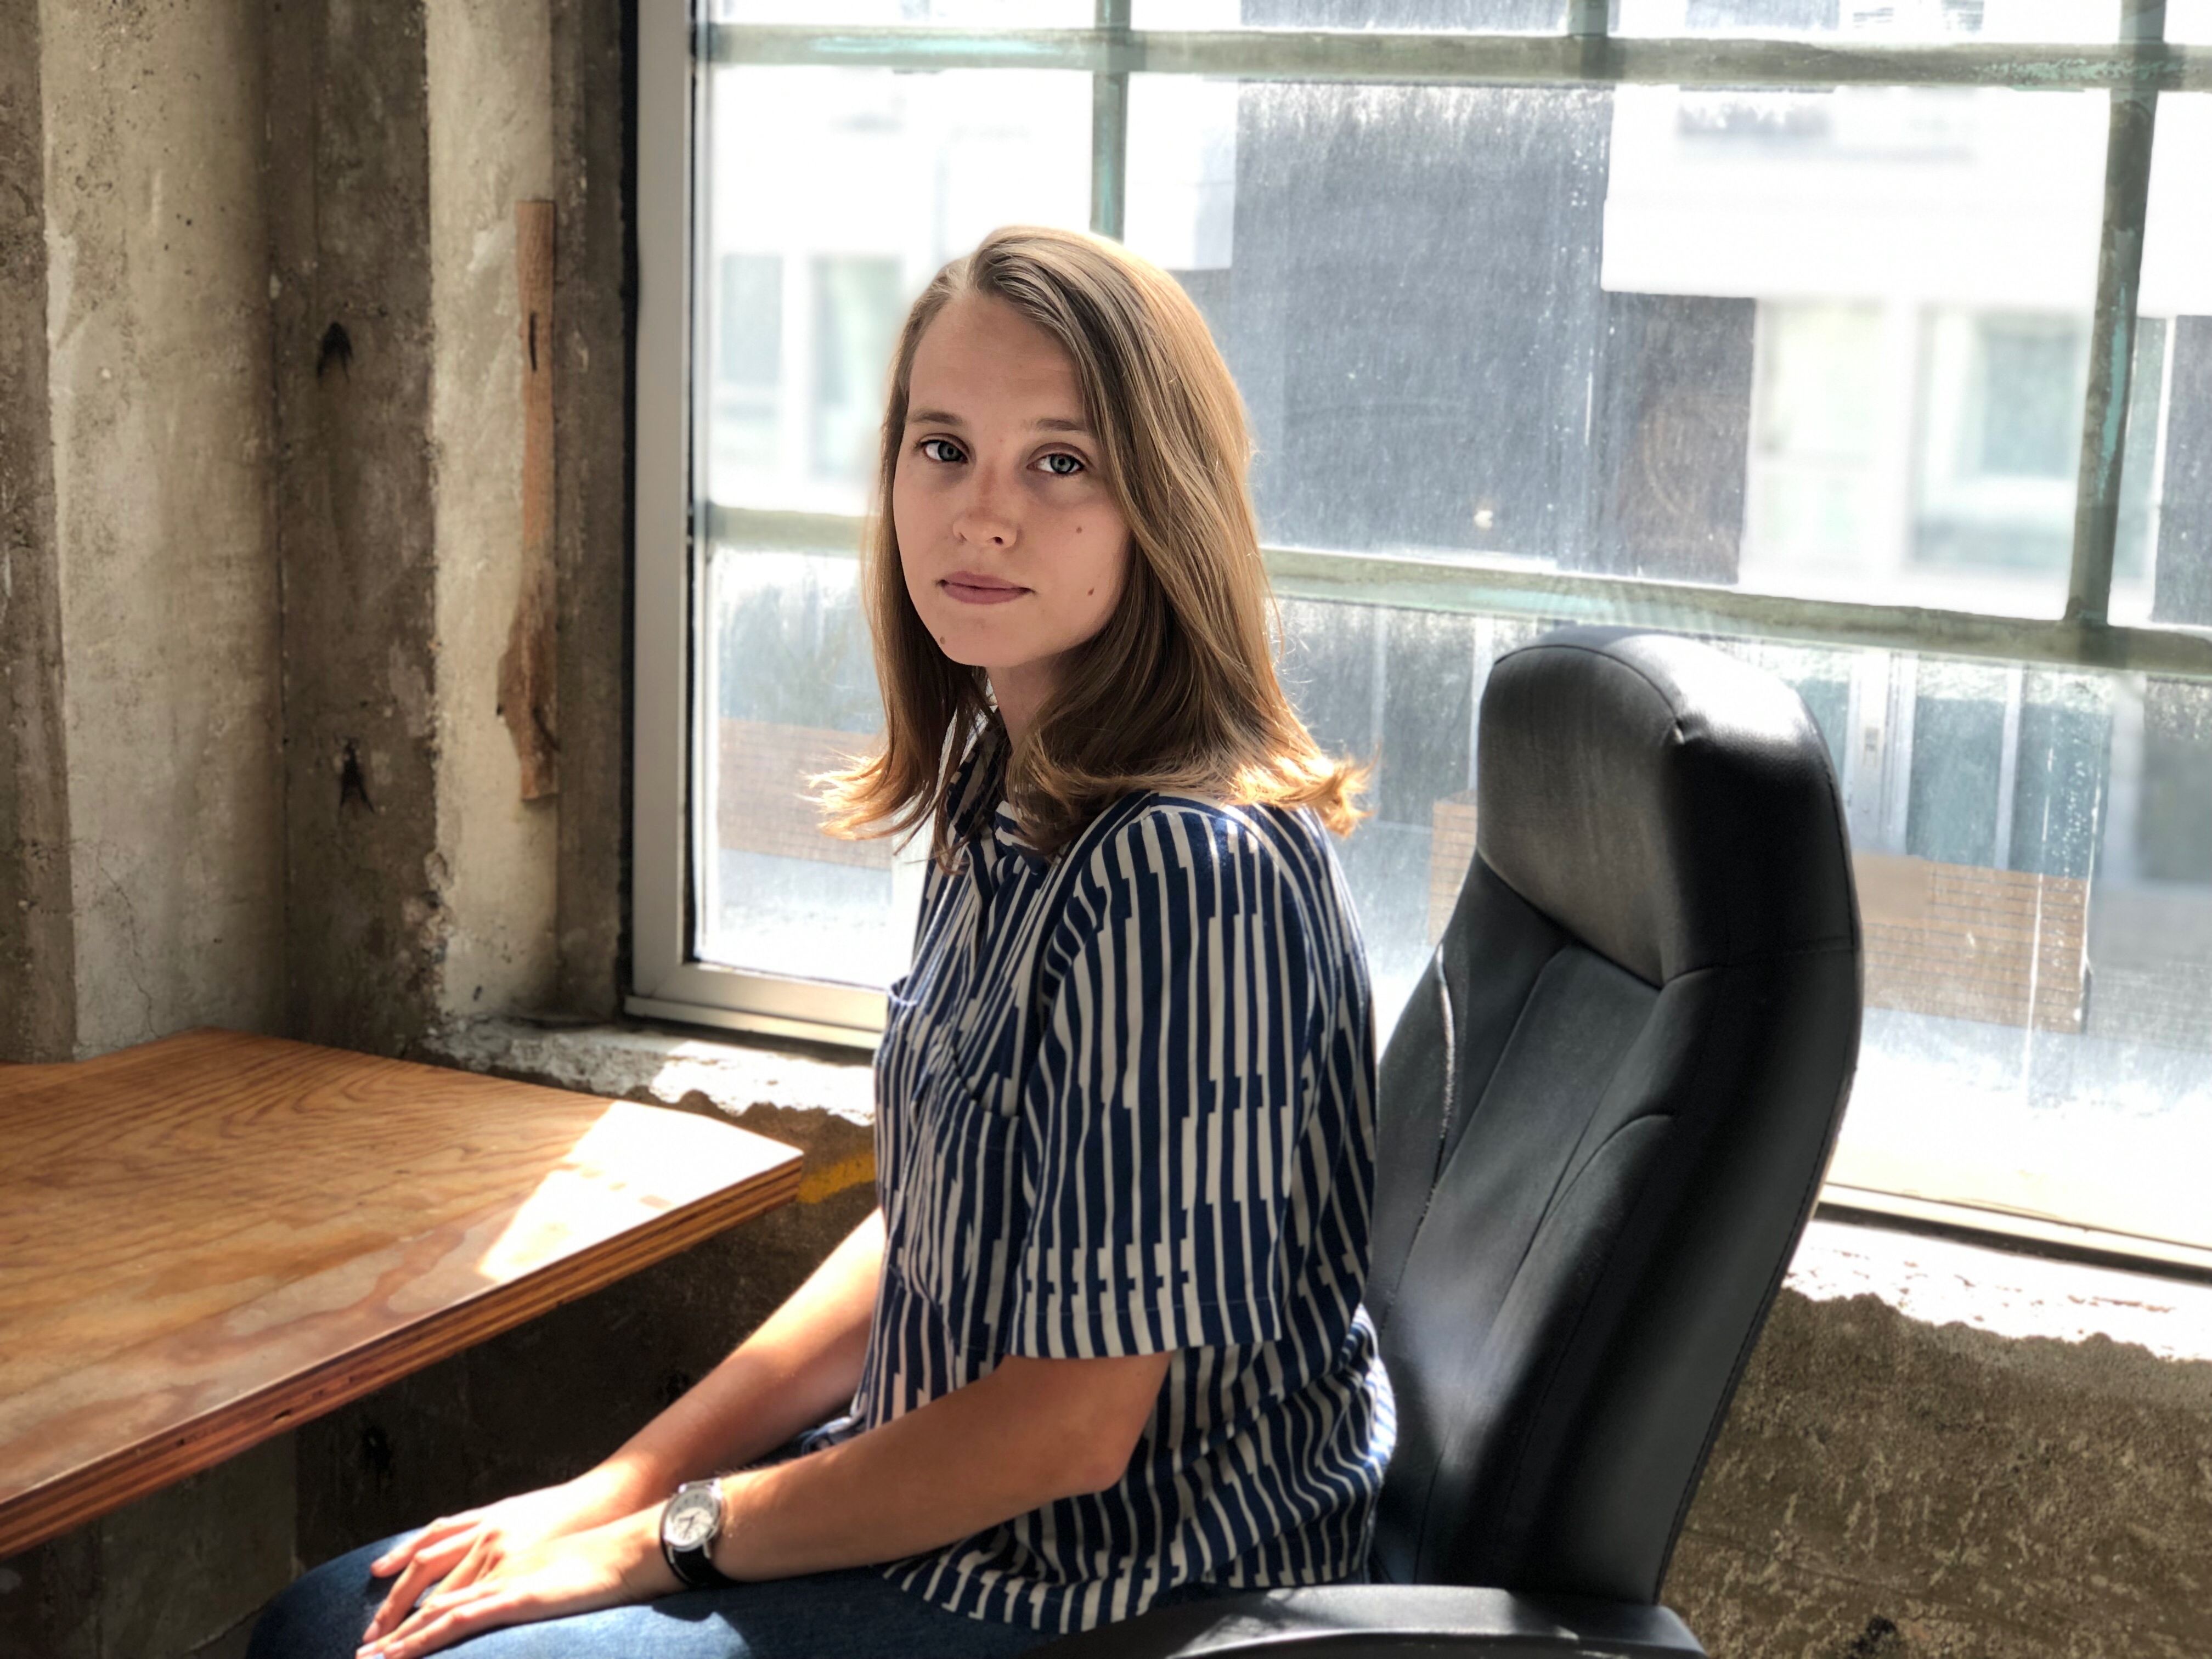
[354,1506,679,1659]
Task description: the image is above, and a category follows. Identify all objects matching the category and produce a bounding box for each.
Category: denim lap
[247,1532,1094,1658]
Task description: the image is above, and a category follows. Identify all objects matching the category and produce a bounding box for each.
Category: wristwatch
[658,1479,735,1589]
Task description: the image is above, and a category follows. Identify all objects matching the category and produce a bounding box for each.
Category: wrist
[659,1476,739,1589]
[707,1474,755,1582]
[579,1455,675,1519]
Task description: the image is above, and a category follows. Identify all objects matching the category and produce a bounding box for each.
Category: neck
[988,661,1057,748]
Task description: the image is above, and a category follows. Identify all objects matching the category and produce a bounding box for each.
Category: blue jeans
[246,1532,1235,1658]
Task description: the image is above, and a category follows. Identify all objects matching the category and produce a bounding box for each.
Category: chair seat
[1040,1585,1705,1657]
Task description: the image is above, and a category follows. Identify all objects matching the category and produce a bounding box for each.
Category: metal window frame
[634,0,2212,1049]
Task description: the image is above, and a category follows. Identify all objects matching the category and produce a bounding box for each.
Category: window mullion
[1091,0,1131,241]
[704,26,2205,95]
[2067,5,2166,628]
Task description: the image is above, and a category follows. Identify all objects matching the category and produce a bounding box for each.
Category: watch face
[664,1486,719,1551]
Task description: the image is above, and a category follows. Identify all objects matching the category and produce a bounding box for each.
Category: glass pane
[1827,659,2212,1260]
[1133,0,1569,28]
[2112,92,2212,628]
[1125,77,2107,616]
[694,65,1091,987]
[2173,0,2212,42]
[1610,0,2125,41]
[1307,600,2212,1255]
[716,1,1092,25]
[695,549,923,988]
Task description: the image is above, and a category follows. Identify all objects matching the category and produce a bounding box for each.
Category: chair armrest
[1035,1585,1706,1658]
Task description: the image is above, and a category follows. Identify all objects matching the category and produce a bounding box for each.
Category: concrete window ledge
[426,1015,879,1202]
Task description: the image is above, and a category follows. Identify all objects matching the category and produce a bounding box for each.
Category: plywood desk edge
[0,1113,803,1560]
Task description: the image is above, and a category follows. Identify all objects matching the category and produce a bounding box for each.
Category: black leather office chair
[1049,627,1863,1657]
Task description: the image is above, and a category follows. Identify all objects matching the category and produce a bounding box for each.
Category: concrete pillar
[5,0,287,1070]
[549,0,631,1020]
[267,0,445,1055]
[425,0,561,1022]
[0,0,75,1066]
[268,0,566,1054]
[35,0,286,1058]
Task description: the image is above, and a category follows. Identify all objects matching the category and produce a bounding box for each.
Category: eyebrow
[905,408,1093,437]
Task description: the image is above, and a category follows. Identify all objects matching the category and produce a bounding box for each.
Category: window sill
[427,1015,2212,1357]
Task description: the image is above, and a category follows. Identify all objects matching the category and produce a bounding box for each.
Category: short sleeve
[1008,805,1323,1359]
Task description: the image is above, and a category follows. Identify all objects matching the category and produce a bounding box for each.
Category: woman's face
[893,291,1132,737]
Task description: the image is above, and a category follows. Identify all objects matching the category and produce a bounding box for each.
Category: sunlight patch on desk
[471,1101,757,1280]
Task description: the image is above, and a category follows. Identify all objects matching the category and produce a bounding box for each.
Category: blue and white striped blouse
[805,742,1393,1635]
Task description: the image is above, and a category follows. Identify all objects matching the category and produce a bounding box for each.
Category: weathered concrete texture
[426,0,560,1024]
[1671,1242,2212,1659]
[267,0,445,1056]
[548,0,631,1020]
[0,1432,294,1659]
[0,0,75,1065]
[269,0,577,1053]
[36,0,286,1058]
[428,1017,877,1133]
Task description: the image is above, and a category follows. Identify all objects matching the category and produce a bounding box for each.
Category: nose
[951,467,1017,549]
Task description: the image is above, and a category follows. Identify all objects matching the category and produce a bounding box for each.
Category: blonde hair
[823,225,1364,861]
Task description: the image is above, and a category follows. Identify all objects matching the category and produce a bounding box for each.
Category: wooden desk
[0,1029,803,1558]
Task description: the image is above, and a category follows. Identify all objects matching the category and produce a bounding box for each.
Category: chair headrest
[1476,627,1857,986]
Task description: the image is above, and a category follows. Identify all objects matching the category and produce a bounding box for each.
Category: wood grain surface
[0,1029,802,1557]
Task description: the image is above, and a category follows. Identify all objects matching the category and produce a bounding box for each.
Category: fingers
[356,1527,644,1659]
[362,1527,492,1643]
[358,1577,520,1659]
[369,1512,478,1577]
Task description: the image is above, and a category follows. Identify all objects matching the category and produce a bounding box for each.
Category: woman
[251,225,1390,1659]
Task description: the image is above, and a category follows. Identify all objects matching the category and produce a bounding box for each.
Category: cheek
[891,472,936,606]
[890,466,923,554]
[1088,529,1133,616]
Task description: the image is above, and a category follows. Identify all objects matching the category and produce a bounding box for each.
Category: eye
[918,437,966,465]
[1036,452,1085,478]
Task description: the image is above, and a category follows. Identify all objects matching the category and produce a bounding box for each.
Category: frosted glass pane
[694,549,924,989]
[1290,596,2212,1254]
[693,65,1090,988]
[1134,0,1567,26]
[1611,0,2125,41]
[716,1,1091,24]
[697,65,1091,518]
[1127,77,2106,617]
[2113,95,2212,629]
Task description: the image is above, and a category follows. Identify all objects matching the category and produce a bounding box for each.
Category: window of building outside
[636,0,2212,1272]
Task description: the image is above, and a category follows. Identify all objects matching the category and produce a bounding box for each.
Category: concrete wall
[2,0,284,1066]
[426,0,561,1021]
[0,0,630,1648]
[40,0,286,1057]
[5,0,615,1063]
[548,0,633,1020]
[1671,1235,2212,1659]
[0,0,625,1065]
[0,0,74,1064]
[264,0,443,1054]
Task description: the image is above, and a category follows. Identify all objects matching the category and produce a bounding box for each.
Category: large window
[635,0,2212,1270]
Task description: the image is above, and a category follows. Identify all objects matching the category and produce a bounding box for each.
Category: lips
[940,571,1028,606]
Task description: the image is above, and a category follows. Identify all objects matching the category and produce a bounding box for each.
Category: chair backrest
[1366,627,1861,1606]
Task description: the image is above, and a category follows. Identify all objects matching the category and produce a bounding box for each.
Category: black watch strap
[659,1479,735,1589]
